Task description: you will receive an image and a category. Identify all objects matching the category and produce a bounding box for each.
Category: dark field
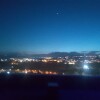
[0,74,100,100]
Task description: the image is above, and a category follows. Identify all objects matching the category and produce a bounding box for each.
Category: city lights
[0,52,100,76]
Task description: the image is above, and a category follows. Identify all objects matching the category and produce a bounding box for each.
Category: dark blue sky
[0,0,100,53]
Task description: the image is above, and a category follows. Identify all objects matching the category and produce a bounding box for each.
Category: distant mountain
[0,51,100,58]
[33,51,98,58]
[48,52,69,57]
[84,51,100,56]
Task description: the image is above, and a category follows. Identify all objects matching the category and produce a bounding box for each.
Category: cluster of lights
[42,59,62,63]
[0,59,7,62]
[2,56,100,65]
[45,71,57,75]
[0,69,58,75]
[10,58,36,63]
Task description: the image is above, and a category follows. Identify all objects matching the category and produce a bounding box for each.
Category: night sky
[0,0,100,53]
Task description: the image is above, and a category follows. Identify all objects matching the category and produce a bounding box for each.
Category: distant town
[0,51,100,76]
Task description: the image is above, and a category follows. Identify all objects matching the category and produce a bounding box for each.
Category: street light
[7,71,10,74]
[83,64,89,70]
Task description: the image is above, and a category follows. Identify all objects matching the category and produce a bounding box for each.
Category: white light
[25,71,27,74]
[19,60,23,62]
[7,71,10,74]
[64,62,67,64]
[83,64,89,70]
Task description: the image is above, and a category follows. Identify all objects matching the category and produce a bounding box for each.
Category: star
[56,12,59,15]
